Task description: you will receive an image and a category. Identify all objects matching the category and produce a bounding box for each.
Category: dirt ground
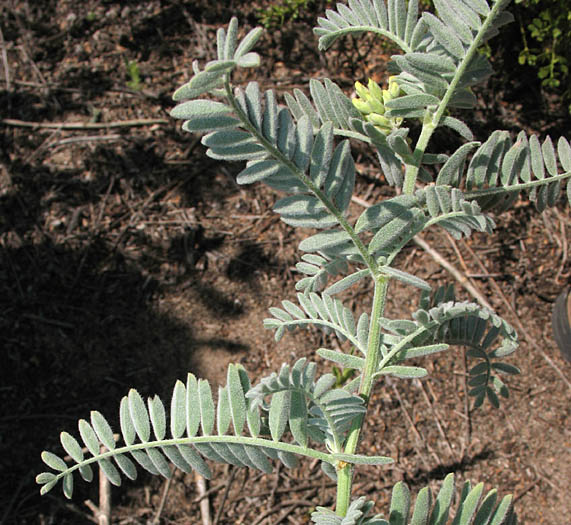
[0,1,569,523]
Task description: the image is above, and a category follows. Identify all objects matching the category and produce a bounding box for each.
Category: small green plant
[257,0,314,29]
[124,57,142,91]
[38,1,571,522]
[515,0,570,92]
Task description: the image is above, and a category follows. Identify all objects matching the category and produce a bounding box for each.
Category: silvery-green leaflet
[37,1,570,522]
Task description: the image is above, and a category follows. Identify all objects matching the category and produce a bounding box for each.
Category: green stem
[464,170,571,199]
[335,275,390,516]
[328,27,412,54]
[402,118,436,195]
[45,434,336,486]
[402,0,512,195]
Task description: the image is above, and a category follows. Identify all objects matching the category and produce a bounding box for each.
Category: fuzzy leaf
[379,265,431,291]
[41,451,68,472]
[234,27,264,58]
[128,389,150,443]
[78,419,100,456]
[198,379,215,436]
[148,396,167,441]
[289,390,309,447]
[332,453,393,465]
[317,348,366,370]
[60,432,84,464]
[379,365,428,378]
[186,373,201,437]
[390,481,411,525]
[269,390,290,442]
[170,380,186,439]
[91,411,116,451]
[227,364,247,435]
[171,100,232,120]
[430,473,454,525]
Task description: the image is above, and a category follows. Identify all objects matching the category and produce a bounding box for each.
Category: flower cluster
[352,77,403,135]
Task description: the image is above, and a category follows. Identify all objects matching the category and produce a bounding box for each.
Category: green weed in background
[425,0,570,109]
[256,0,314,28]
[515,0,570,97]
[124,57,142,91]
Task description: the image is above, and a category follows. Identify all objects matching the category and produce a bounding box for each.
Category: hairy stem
[44,435,336,486]
[402,0,511,195]
[402,118,436,195]
[335,275,390,516]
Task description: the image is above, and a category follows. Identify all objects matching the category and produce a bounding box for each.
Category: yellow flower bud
[382,89,392,105]
[368,97,386,115]
[352,97,372,114]
[354,81,369,99]
[352,77,403,135]
[367,78,383,101]
[368,113,392,128]
[388,76,401,98]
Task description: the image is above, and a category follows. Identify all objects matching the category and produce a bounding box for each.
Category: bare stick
[51,135,122,146]
[212,466,237,525]
[413,235,493,310]
[98,448,111,525]
[0,118,169,130]
[152,476,173,525]
[460,348,472,460]
[274,500,316,524]
[553,208,569,284]
[84,461,111,525]
[390,381,436,469]
[415,379,458,461]
[195,472,212,525]
[252,500,316,525]
[268,462,282,509]
[0,25,10,92]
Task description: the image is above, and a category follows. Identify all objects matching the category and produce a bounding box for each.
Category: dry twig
[51,134,122,146]
[0,25,10,93]
[152,476,173,525]
[460,349,472,460]
[195,472,212,525]
[252,499,316,525]
[390,381,436,470]
[98,459,111,525]
[212,465,237,525]
[415,379,458,461]
[0,118,169,129]
[412,235,493,310]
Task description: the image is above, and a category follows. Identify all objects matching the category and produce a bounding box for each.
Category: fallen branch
[98,458,111,525]
[195,472,212,525]
[51,134,122,146]
[412,235,493,310]
[0,26,10,93]
[212,466,237,525]
[84,446,111,525]
[390,380,436,470]
[0,117,169,130]
[152,476,173,525]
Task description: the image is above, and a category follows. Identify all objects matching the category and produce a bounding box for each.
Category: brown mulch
[0,1,569,524]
